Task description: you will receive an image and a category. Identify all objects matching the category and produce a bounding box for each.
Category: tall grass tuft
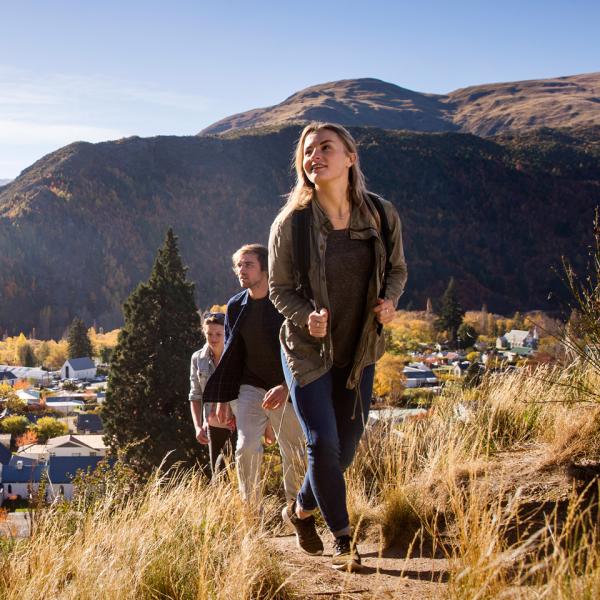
[0,468,292,600]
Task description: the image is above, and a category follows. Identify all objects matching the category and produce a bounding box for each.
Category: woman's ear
[346,152,357,167]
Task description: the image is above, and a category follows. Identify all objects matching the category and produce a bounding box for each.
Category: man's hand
[195,422,209,445]
[264,422,276,445]
[216,402,234,427]
[307,308,328,338]
[373,298,395,325]
[262,384,288,410]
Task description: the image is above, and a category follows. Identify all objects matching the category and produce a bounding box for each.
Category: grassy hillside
[1,362,599,598]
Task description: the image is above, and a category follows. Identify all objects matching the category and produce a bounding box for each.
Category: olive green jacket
[268,194,408,389]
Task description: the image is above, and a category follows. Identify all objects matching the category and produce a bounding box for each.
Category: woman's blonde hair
[278,122,375,223]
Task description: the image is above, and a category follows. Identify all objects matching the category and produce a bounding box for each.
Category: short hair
[232,243,268,272]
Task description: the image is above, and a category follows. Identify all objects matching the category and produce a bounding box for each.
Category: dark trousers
[208,425,237,478]
[282,359,375,536]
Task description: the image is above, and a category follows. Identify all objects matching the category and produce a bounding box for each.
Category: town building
[60,357,97,381]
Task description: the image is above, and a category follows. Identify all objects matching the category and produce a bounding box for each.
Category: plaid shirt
[202,289,249,404]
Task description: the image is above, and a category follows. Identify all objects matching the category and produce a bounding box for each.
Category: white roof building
[17,434,107,459]
[0,365,52,384]
[60,357,97,381]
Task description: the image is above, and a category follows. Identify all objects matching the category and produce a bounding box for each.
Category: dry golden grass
[344,362,600,596]
[0,469,292,600]
[2,362,600,598]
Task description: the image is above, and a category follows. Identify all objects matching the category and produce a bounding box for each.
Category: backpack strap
[291,207,314,302]
[366,192,392,301]
[366,193,393,334]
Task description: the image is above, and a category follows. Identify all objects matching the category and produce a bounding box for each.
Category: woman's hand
[307,308,328,338]
[373,298,395,325]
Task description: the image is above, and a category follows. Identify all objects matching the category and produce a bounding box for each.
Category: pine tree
[67,318,93,358]
[103,229,205,475]
[18,342,36,367]
[434,278,465,346]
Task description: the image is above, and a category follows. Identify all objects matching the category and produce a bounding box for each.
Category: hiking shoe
[281,501,324,556]
[332,535,362,572]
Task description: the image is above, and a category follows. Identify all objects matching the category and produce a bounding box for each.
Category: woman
[268,122,407,571]
[190,311,275,478]
[189,311,237,477]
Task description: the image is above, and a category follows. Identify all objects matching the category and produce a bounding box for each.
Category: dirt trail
[269,534,448,599]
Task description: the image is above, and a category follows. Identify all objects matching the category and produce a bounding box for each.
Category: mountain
[0,179,12,187]
[1,124,599,337]
[200,79,457,135]
[200,73,600,137]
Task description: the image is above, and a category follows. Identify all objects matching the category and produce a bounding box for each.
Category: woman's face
[203,323,224,352]
[302,129,355,188]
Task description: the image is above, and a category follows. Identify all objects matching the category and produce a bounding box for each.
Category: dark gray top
[239,295,285,390]
[325,229,375,367]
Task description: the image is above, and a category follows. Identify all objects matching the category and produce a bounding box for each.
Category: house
[46,455,107,500]
[0,370,17,386]
[44,395,86,414]
[16,389,41,405]
[504,347,534,361]
[497,329,539,351]
[0,454,108,502]
[0,365,52,385]
[0,455,46,501]
[403,363,439,388]
[60,357,96,381]
[452,361,471,377]
[17,434,106,460]
[76,413,103,434]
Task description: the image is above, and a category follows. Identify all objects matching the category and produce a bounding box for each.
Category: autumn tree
[435,278,465,346]
[35,341,51,367]
[374,352,407,402]
[46,340,68,370]
[34,416,68,442]
[67,318,93,358]
[0,415,29,436]
[479,304,489,335]
[103,229,205,476]
[15,429,39,448]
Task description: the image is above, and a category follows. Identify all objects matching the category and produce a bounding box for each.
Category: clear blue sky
[0,0,598,179]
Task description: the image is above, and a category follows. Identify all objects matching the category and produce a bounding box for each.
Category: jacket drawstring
[351,366,366,421]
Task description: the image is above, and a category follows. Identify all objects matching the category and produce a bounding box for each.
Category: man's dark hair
[232,243,268,272]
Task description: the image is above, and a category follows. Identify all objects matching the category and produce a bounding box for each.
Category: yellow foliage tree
[374,352,407,401]
[45,340,68,370]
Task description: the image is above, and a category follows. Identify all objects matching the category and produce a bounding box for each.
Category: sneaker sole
[281,505,324,556]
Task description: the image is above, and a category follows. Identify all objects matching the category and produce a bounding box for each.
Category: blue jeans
[282,355,375,536]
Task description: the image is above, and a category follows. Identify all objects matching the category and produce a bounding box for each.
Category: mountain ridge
[200,72,600,137]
